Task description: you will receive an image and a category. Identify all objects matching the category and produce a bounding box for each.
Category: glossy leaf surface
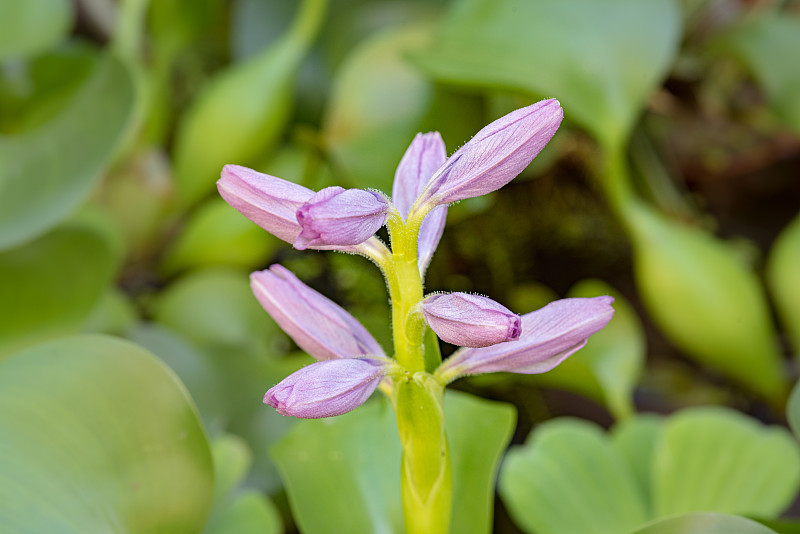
[0,53,135,249]
[415,0,681,147]
[632,513,778,534]
[0,0,72,61]
[652,407,800,518]
[0,335,214,533]
[0,224,116,357]
[500,418,649,534]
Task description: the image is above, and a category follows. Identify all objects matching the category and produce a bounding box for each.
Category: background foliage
[0,0,799,532]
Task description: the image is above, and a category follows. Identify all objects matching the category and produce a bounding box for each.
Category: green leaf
[0,224,117,357]
[611,414,663,516]
[767,213,800,358]
[446,391,516,534]
[210,434,253,501]
[203,491,282,534]
[631,513,778,534]
[626,202,786,403]
[0,334,214,532]
[323,21,435,192]
[785,379,800,443]
[652,406,800,519]
[716,13,800,134]
[414,0,682,148]
[0,53,135,250]
[755,518,800,534]
[0,0,72,61]
[153,267,281,356]
[202,435,282,534]
[533,279,645,419]
[499,418,649,534]
[272,390,514,534]
[161,198,280,276]
[127,323,227,432]
[172,0,326,207]
[272,397,404,534]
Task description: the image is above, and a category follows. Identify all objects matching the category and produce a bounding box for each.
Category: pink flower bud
[437,296,614,379]
[416,99,563,208]
[294,187,390,250]
[264,358,392,418]
[422,293,521,348]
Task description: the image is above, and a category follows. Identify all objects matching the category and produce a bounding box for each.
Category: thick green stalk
[383,208,451,533]
[386,212,426,373]
[394,374,451,534]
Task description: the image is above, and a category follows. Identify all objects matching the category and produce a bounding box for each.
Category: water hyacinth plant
[218,98,615,532]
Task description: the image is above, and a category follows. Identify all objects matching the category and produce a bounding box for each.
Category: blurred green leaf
[82,287,138,335]
[127,323,226,433]
[201,434,282,534]
[626,202,786,403]
[323,21,435,192]
[414,0,682,148]
[0,0,72,61]
[756,518,800,534]
[767,212,800,358]
[499,418,649,534]
[611,414,663,515]
[631,513,778,534]
[0,43,95,134]
[173,0,327,207]
[0,224,117,357]
[716,12,800,134]
[161,197,280,276]
[210,435,253,501]
[153,267,281,356]
[203,491,283,534]
[652,407,800,519]
[0,53,135,250]
[446,391,515,534]
[0,334,214,533]
[785,379,800,443]
[532,279,645,419]
[272,390,514,534]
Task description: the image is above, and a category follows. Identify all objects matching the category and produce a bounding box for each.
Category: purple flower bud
[436,296,614,379]
[421,293,521,348]
[392,133,448,274]
[251,265,385,360]
[264,357,392,418]
[415,99,563,208]
[218,164,314,244]
[217,165,370,253]
[294,187,390,250]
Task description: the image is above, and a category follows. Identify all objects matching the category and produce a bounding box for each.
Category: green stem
[394,374,451,534]
[387,211,426,373]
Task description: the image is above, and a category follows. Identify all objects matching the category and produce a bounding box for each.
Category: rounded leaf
[0,335,214,532]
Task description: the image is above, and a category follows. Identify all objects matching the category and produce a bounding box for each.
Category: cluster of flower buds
[218,98,615,418]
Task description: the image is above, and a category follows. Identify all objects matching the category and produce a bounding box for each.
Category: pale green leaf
[0,335,214,533]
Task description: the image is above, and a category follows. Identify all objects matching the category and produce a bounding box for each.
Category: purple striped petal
[437,296,614,378]
[264,357,391,418]
[218,164,314,244]
[416,99,563,207]
[392,132,447,218]
[422,293,521,348]
[218,165,372,253]
[294,187,390,250]
[391,132,449,274]
[251,265,384,360]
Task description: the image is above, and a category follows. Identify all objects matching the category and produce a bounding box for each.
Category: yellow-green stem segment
[382,206,450,533]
